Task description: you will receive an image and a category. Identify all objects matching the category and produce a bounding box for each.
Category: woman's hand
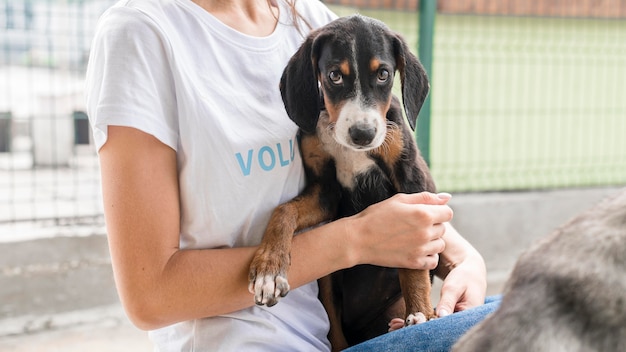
[434,223,487,317]
[435,245,487,317]
[387,219,487,331]
[344,192,453,270]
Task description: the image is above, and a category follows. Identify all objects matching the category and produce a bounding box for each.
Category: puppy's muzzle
[349,123,377,147]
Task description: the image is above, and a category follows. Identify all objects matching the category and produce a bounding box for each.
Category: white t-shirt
[85,0,336,350]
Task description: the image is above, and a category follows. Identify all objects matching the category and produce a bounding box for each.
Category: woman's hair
[270,0,313,36]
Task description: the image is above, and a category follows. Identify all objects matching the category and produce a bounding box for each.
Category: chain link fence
[0,0,114,239]
[1,0,625,238]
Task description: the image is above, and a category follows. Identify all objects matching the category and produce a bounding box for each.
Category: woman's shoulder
[97,0,183,33]
[290,0,338,29]
[95,1,161,37]
[94,0,194,51]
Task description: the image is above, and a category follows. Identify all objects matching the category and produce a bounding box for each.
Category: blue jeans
[343,296,501,352]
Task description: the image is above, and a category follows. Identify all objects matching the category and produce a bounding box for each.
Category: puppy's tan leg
[319,275,348,352]
[249,203,298,306]
[249,185,333,306]
[399,268,435,325]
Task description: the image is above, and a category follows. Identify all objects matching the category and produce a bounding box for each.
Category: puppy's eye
[377,69,390,82]
[329,71,343,84]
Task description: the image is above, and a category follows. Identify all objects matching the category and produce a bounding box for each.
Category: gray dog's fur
[453,189,626,352]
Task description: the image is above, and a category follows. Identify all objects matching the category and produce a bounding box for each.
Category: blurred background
[0,0,624,350]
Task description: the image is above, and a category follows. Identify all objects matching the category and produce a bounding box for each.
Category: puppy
[249,15,436,349]
[453,189,626,352]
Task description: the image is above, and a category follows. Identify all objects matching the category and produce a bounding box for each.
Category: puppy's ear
[392,34,430,130]
[280,30,326,134]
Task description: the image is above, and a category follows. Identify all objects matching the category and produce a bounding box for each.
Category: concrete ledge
[0,304,126,337]
[0,235,118,322]
[0,304,152,352]
[448,186,624,293]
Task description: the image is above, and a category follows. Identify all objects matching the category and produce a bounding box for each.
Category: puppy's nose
[349,124,377,146]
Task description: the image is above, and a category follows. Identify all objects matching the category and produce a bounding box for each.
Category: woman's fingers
[388,318,405,332]
[395,193,453,226]
[396,192,452,205]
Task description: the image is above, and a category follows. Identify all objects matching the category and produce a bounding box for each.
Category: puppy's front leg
[319,275,349,351]
[249,202,299,306]
[399,268,435,325]
[249,185,335,306]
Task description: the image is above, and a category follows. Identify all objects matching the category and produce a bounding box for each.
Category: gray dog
[453,189,626,352]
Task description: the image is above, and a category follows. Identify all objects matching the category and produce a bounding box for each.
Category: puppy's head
[280,15,429,151]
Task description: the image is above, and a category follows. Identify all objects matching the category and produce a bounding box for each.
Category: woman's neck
[192,0,279,37]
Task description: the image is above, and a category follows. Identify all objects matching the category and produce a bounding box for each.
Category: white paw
[406,312,427,326]
[250,274,290,307]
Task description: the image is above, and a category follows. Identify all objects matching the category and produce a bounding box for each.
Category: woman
[85,0,496,350]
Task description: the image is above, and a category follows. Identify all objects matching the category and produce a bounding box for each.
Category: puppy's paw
[405,312,428,326]
[250,274,290,307]
[390,312,432,332]
[248,247,291,307]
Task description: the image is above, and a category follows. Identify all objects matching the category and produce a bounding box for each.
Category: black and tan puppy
[453,188,626,352]
[249,15,435,349]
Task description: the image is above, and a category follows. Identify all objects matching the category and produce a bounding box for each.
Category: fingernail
[437,193,452,200]
[438,309,450,317]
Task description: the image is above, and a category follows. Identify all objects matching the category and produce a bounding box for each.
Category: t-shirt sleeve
[297,0,338,30]
[85,6,178,152]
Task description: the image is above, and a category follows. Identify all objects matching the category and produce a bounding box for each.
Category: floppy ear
[392,34,430,130]
[280,31,325,134]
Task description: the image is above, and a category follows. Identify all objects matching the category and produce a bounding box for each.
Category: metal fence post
[0,111,12,152]
[417,0,436,166]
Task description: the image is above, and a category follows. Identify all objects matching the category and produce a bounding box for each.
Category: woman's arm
[100,126,452,330]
